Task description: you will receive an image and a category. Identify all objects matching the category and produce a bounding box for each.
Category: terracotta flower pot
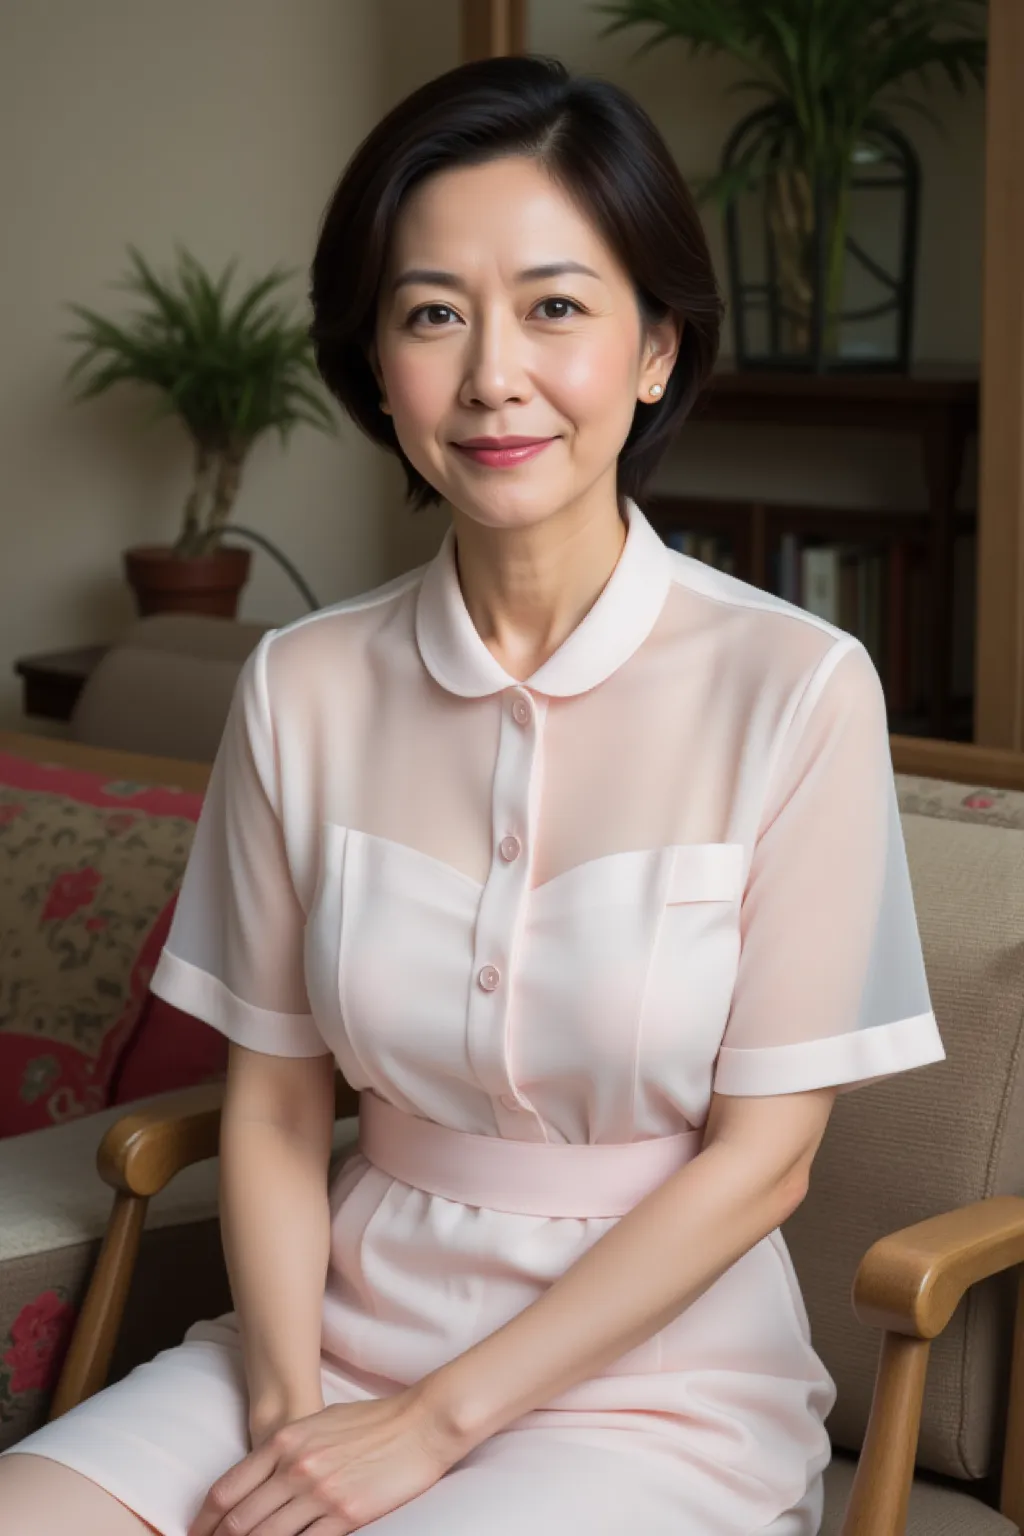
[123,544,252,619]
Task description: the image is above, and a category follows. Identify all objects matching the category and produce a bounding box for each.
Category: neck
[451,487,629,684]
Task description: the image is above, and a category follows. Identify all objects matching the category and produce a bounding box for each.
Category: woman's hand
[187,1385,465,1535]
[248,1391,326,1454]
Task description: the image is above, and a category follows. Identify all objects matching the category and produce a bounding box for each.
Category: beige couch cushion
[70,614,271,763]
[821,1452,1017,1535]
[784,808,1024,1481]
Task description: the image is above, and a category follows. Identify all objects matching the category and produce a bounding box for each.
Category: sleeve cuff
[712,1011,945,1097]
[150,948,333,1059]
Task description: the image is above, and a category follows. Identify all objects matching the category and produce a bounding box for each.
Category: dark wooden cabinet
[14,644,108,723]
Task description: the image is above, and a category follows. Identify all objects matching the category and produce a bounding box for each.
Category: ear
[638,314,684,402]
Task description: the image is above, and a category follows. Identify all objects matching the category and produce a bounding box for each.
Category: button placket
[465,686,544,1128]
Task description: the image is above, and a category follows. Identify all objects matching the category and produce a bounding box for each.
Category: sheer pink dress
[3,496,945,1534]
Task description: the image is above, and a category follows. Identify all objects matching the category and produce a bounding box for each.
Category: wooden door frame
[974,0,1024,748]
[460,3,1018,750]
[459,0,527,62]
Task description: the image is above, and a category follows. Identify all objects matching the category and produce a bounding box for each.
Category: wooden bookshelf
[646,494,975,742]
[648,369,979,741]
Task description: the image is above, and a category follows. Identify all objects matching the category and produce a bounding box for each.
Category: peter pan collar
[414,496,673,699]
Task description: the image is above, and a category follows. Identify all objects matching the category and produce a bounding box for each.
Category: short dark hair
[309,53,722,510]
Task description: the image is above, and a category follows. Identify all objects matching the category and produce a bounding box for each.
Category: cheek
[548,335,638,426]
[383,352,445,428]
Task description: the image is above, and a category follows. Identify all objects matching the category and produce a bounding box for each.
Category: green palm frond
[593,0,986,174]
[63,246,335,446]
[62,245,337,548]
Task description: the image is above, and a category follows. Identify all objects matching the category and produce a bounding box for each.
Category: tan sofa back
[69,613,271,763]
[784,777,1024,1482]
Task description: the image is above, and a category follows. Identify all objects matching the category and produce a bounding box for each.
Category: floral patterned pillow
[0,751,205,1137]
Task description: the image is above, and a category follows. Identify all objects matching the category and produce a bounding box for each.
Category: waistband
[357,1089,703,1218]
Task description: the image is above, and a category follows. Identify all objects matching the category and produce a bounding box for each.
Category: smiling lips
[453,435,556,468]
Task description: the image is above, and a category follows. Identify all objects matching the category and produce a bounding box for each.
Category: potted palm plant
[63,245,336,616]
[594,0,986,371]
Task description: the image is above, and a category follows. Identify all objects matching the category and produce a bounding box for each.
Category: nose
[458,301,532,410]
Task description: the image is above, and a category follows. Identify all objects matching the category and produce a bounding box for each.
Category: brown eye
[534,297,582,320]
[408,303,459,327]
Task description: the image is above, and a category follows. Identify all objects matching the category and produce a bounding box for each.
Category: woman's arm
[218,1040,338,1444]
[420,1085,838,1455]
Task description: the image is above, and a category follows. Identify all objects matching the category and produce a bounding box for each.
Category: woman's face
[371,154,679,531]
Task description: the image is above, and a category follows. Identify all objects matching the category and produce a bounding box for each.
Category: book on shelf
[663,528,734,575]
[907,551,929,714]
[801,545,840,624]
[799,542,887,673]
[665,526,899,703]
[658,501,974,735]
[778,532,800,604]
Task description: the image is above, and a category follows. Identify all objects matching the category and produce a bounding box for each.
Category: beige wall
[0,0,457,732]
[0,2,986,731]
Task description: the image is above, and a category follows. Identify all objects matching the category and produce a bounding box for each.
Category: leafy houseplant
[63,245,336,616]
[593,0,986,370]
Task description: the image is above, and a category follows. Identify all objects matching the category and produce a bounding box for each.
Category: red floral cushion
[0,1286,78,1405]
[0,752,205,1137]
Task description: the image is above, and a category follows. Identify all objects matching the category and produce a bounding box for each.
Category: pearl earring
[649,383,664,399]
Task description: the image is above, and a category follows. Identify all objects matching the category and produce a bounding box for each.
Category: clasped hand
[187,1385,465,1536]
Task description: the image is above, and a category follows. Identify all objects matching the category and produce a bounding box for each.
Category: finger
[252,1493,336,1536]
[187,1446,278,1536]
[208,1476,295,1536]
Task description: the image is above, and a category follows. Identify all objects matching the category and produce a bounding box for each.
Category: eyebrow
[390,261,603,294]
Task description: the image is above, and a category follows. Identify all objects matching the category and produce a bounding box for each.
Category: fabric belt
[357,1089,704,1218]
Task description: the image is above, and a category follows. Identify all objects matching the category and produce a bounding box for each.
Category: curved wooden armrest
[50,1069,360,1423]
[841,1195,1024,1536]
[96,1080,228,1197]
[853,1195,1024,1339]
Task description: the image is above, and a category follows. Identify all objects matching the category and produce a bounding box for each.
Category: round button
[478,964,501,992]
[499,834,521,862]
[499,1093,519,1110]
[511,695,532,726]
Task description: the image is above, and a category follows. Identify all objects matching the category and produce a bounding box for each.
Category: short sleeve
[712,637,945,1097]
[149,631,331,1058]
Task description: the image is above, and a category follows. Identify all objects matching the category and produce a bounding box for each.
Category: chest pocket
[666,841,744,905]
[644,841,746,1095]
[304,824,484,1099]
[512,843,745,1118]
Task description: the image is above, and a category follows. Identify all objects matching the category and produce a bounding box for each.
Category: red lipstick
[453,435,556,468]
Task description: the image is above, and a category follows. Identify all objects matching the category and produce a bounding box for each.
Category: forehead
[387,155,616,271]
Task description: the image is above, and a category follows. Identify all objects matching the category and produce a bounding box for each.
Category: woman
[0,53,945,1536]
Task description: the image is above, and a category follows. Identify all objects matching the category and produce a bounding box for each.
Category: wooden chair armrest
[841,1195,1024,1536]
[51,1070,360,1422]
[95,1081,227,1197]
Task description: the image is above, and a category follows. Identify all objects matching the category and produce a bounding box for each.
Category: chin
[450,488,571,531]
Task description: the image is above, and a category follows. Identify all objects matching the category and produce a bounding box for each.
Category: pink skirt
[2,1092,828,1535]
